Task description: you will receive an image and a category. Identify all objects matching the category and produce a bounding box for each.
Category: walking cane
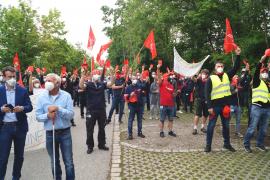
[52,116,56,180]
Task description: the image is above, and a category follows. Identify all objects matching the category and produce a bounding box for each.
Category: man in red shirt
[157,65,177,137]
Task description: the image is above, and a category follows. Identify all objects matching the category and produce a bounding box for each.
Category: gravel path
[6,105,113,180]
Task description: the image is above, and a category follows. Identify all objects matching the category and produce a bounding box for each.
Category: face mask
[132,79,137,85]
[45,82,55,91]
[6,78,16,87]
[0,76,3,82]
[152,75,156,78]
[261,73,268,79]
[216,67,224,74]
[34,83,40,88]
[201,74,206,79]
[62,78,66,82]
[93,75,100,82]
[172,75,176,78]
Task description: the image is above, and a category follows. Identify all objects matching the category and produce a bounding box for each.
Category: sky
[1,0,116,57]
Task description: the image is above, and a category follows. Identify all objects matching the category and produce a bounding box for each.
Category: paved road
[6,105,113,180]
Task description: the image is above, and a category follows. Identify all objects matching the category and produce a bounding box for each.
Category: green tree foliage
[102,0,270,72]
[0,0,86,73]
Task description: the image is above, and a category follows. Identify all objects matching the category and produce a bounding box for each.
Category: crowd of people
[0,46,270,180]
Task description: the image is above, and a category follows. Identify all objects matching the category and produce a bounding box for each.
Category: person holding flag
[243,55,270,153]
[36,73,75,180]
[204,47,241,153]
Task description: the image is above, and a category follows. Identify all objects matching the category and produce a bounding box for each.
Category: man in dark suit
[0,66,33,180]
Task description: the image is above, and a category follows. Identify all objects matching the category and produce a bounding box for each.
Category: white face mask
[132,79,137,85]
[201,74,207,79]
[216,67,224,74]
[152,74,156,78]
[6,78,16,87]
[62,78,66,82]
[45,82,55,91]
[92,75,100,82]
[261,73,268,79]
[0,76,3,82]
[34,83,40,88]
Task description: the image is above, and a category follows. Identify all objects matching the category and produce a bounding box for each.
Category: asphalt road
[6,105,113,180]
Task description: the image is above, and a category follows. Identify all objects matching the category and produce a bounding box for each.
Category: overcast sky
[2,0,116,57]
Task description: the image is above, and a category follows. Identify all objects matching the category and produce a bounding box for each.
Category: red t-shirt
[159,80,174,106]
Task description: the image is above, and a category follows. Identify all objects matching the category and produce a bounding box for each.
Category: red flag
[27,66,34,73]
[224,18,237,54]
[99,59,105,67]
[36,68,41,74]
[105,60,111,68]
[81,56,88,69]
[144,30,157,59]
[265,48,270,57]
[87,26,96,50]
[61,65,67,76]
[13,53,21,71]
[123,59,129,65]
[96,40,113,63]
[142,70,149,79]
[18,73,24,87]
[91,57,95,72]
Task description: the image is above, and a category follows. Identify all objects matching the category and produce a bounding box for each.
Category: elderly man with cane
[36,73,75,180]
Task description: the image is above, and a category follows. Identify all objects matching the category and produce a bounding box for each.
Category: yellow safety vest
[252,80,270,103]
[210,73,231,100]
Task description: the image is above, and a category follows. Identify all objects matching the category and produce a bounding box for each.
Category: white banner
[24,93,46,151]
[173,47,210,77]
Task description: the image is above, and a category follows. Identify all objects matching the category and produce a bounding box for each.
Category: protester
[71,73,80,107]
[0,66,33,180]
[204,47,241,153]
[0,71,4,86]
[150,72,160,120]
[192,69,209,135]
[36,73,75,180]
[79,68,109,154]
[182,77,194,113]
[78,86,86,119]
[61,75,76,127]
[243,55,270,153]
[157,65,177,138]
[29,78,46,95]
[107,70,125,124]
[125,75,146,140]
[230,75,243,138]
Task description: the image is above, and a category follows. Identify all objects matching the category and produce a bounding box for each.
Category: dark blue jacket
[0,84,33,132]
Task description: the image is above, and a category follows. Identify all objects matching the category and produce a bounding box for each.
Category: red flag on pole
[61,65,67,77]
[13,52,21,71]
[144,30,157,59]
[36,68,41,74]
[91,57,95,72]
[123,59,129,65]
[224,18,237,54]
[27,66,34,73]
[81,56,88,70]
[42,67,47,74]
[87,26,96,50]
[96,40,113,63]
[105,60,111,68]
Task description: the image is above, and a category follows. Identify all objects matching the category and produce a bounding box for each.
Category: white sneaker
[178,110,183,114]
[149,117,153,120]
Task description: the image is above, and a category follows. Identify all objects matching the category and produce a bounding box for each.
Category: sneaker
[192,129,198,135]
[127,135,133,140]
[223,144,236,152]
[204,145,211,153]
[174,115,179,118]
[201,128,207,133]
[138,133,145,138]
[155,117,159,120]
[256,145,267,152]
[168,131,177,137]
[244,146,252,153]
[178,110,183,114]
[98,146,109,151]
[87,148,93,154]
[235,132,243,138]
[160,131,165,138]
[149,117,153,120]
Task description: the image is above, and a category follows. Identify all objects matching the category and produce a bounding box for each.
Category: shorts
[194,98,209,118]
[160,106,174,122]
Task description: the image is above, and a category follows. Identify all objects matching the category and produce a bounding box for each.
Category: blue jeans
[128,104,143,135]
[244,105,270,147]
[0,123,27,180]
[46,128,75,180]
[206,106,230,146]
[230,105,241,133]
[160,106,174,122]
[108,96,125,122]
